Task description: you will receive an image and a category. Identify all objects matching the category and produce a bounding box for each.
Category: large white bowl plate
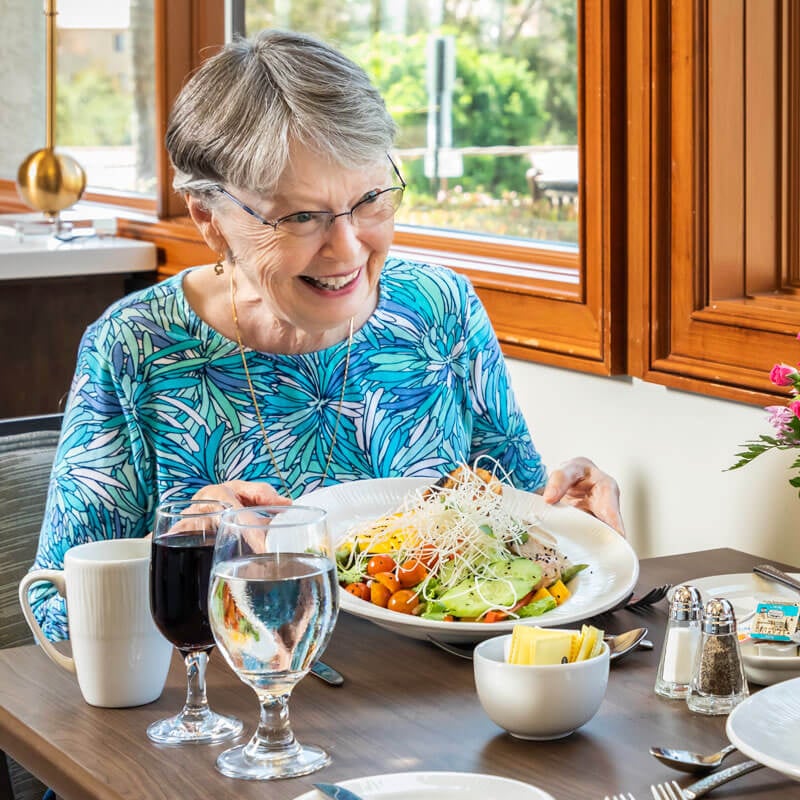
[726,676,800,782]
[301,477,639,644]
[291,771,555,800]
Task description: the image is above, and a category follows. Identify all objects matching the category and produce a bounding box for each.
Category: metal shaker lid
[668,584,704,622]
[701,597,737,634]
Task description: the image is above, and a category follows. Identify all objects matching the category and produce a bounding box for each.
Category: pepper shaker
[654,584,702,698]
[687,597,749,715]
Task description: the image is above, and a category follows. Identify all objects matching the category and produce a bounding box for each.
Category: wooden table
[2,548,798,799]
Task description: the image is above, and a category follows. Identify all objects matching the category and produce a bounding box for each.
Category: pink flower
[767,405,796,437]
[770,363,796,386]
[789,399,800,420]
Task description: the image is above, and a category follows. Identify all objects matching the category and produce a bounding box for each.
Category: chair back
[0,414,63,799]
[0,413,63,649]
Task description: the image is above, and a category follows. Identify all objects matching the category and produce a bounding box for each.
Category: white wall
[506,358,800,566]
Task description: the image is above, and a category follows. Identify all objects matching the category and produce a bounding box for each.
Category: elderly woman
[31,29,623,639]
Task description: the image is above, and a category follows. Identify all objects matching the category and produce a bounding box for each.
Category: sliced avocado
[559,563,589,585]
[438,558,542,618]
[516,595,557,618]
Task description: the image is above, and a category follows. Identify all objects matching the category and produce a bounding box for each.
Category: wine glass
[209,505,339,780]
[147,499,243,744]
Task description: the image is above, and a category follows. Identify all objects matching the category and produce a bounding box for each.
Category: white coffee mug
[19,538,173,708]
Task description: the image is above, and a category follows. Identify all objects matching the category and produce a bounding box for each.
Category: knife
[309,661,344,687]
[313,782,365,800]
[753,563,800,594]
[681,759,763,799]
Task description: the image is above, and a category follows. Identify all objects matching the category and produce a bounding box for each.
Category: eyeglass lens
[278,186,404,237]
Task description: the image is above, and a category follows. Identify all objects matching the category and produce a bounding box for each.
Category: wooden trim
[628,0,800,406]
[154,0,225,218]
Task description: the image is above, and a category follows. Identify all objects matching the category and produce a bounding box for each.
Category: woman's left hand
[541,456,625,536]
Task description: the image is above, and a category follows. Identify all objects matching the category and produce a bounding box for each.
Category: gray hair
[167,29,397,198]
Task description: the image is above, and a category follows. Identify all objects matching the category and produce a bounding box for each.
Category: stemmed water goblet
[209,505,339,780]
[146,499,243,744]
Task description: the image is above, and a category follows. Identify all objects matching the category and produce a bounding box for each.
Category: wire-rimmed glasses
[209,505,339,780]
[147,499,243,745]
[215,154,406,239]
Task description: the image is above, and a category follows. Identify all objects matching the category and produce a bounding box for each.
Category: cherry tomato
[373,571,401,594]
[366,554,397,577]
[387,589,419,615]
[397,559,429,588]
[369,580,392,608]
[417,544,439,569]
[344,582,370,601]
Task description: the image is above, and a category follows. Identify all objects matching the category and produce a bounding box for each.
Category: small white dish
[291,771,556,799]
[473,632,610,740]
[301,477,639,644]
[726,675,800,782]
[739,639,800,686]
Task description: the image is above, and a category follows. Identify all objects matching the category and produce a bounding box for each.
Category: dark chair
[0,413,63,800]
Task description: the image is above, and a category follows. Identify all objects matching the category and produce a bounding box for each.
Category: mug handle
[18,570,76,674]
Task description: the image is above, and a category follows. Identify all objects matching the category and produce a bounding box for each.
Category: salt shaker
[654,584,702,698]
[686,597,749,715]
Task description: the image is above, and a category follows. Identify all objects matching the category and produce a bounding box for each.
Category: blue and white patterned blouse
[31,258,545,640]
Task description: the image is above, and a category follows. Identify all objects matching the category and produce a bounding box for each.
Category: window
[0,1,156,202]
[233,0,626,375]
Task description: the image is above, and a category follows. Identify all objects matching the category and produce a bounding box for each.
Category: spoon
[427,627,651,662]
[649,742,737,774]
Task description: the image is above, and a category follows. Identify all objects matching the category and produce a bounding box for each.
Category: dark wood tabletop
[2,547,798,800]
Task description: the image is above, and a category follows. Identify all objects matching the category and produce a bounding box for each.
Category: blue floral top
[32,258,545,640]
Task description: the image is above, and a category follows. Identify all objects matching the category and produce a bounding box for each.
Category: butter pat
[508,626,574,665]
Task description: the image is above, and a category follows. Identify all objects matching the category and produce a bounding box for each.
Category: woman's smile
[301,266,362,292]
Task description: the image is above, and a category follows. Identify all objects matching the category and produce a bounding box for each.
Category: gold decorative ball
[16,148,87,215]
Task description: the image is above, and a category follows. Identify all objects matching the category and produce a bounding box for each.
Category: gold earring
[214,254,224,276]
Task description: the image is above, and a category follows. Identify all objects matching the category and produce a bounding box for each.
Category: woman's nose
[319,214,362,258]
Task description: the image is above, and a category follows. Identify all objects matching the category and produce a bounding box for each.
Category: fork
[604,793,637,800]
[650,760,763,799]
[601,584,671,616]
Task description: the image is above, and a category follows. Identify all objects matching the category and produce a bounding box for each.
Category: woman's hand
[191,479,291,509]
[541,457,625,536]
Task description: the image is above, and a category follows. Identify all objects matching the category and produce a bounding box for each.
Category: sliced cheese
[508,626,575,665]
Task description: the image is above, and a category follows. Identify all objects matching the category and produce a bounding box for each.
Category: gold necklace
[229,267,354,498]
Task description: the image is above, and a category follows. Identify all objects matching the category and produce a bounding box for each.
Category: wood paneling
[628,0,800,406]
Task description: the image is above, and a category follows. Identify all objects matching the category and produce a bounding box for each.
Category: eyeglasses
[215,155,406,239]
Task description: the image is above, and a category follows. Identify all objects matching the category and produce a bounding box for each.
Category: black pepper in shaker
[687,597,749,715]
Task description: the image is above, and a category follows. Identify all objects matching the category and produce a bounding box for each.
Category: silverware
[650,760,763,799]
[309,661,344,686]
[313,782,365,800]
[427,627,652,662]
[604,793,637,800]
[650,742,737,774]
[753,563,800,594]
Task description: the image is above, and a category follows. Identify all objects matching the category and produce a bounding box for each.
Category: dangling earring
[214,254,225,276]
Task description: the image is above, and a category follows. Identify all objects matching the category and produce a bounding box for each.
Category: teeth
[308,269,359,290]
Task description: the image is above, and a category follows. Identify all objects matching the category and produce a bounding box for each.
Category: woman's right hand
[191,479,291,509]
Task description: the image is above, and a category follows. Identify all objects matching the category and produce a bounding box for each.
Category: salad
[335,463,587,623]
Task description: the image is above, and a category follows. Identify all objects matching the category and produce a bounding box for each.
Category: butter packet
[750,600,800,642]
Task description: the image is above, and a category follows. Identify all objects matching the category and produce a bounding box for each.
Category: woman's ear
[185,194,227,253]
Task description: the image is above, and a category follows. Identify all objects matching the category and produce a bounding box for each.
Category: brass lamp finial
[16,0,87,220]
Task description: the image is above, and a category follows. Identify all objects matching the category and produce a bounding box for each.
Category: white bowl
[473,632,610,740]
[740,639,800,686]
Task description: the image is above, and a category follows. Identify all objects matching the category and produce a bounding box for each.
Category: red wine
[151,531,215,654]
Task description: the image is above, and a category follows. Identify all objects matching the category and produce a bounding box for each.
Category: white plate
[726,676,800,782]
[292,771,555,800]
[300,477,638,644]
[669,572,800,625]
